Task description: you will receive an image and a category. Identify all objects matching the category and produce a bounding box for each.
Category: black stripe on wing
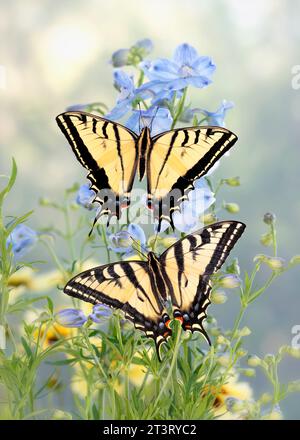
[150,127,237,231]
[63,261,172,361]
[56,112,138,223]
[159,221,246,339]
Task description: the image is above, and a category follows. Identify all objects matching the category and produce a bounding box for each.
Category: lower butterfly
[64,220,245,359]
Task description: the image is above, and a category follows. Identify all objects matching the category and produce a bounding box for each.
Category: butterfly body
[63,221,245,359]
[56,112,238,230]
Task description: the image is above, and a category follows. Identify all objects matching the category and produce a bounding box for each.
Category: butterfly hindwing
[147,127,238,230]
[64,261,172,359]
[56,111,138,221]
[159,221,246,339]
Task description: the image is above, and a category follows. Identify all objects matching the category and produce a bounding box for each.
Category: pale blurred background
[1,0,300,418]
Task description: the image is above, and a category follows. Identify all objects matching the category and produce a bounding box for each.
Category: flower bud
[264,353,275,364]
[224,176,240,187]
[259,393,272,404]
[254,254,284,271]
[263,212,276,225]
[89,304,112,323]
[290,255,300,266]
[217,355,230,367]
[285,347,300,359]
[210,327,221,337]
[52,410,72,420]
[287,380,300,393]
[240,368,256,377]
[216,335,229,345]
[247,355,261,367]
[266,257,285,270]
[219,274,241,289]
[236,348,248,358]
[224,202,240,213]
[39,197,51,206]
[211,290,227,304]
[239,326,251,337]
[111,48,130,67]
[55,309,87,328]
[201,213,218,225]
[226,257,240,275]
[260,232,273,247]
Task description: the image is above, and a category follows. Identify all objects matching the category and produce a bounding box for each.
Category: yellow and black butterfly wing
[56,111,138,223]
[64,260,172,358]
[147,127,237,230]
[159,221,246,341]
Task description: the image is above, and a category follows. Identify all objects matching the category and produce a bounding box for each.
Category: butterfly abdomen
[148,252,169,301]
[137,127,151,181]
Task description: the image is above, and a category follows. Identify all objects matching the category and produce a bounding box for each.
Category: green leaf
[46,358,77,366]
[0,158,17,206]
[21,337,33,359]
[5,210,34,236]
[47,297,54,314]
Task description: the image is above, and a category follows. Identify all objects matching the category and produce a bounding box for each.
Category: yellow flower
[202,374,253,420]
[34,322,72,348]
[9,259,101,297]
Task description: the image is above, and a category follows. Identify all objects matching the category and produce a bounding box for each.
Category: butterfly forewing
[63,260,172,359]
[159,221,246,338]
[147,127,238,230]
[56,112,138,220]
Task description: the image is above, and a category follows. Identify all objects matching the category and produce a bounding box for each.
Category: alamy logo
[291,325,300,349]
[291,65,300,90]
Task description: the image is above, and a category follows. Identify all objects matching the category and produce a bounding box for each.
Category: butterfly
[56,111,238,231]
[63,220,245,359]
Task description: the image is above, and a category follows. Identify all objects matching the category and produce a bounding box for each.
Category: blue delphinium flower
[106,70,139,120]
[55,309,87,328]
[108,223,146,254]
[140,43,216,93]
[111,39,153,67]
[89,304,112,323]
[126,107,173,136]
[7,224,37,258]
[76,184,96,210]
[157,178,215,233]
[181,100,234,127]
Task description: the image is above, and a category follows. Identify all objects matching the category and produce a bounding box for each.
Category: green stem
[63,204,76,262]
[39,238,65,274]
[171,88,187,129]
[100,225,111,263]
[271,223,277,257]
[82,327,108,382]
[152,325,182,412]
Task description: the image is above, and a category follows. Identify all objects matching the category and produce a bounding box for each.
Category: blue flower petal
[173,43,199,66]
[111,48,130,67]
[76,184,96,210]
[127,223,146,247]
[140,59,179,81]
[7,224,37,258]
[135,38,153,54]
[126,107,173,136]
[89,304,112,323]
[55,309,87,328]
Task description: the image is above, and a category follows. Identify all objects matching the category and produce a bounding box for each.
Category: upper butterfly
[63,220,245,360]
[56,111,238,231]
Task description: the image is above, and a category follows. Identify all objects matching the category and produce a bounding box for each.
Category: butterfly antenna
[149,106,159,133]
[138,102,142,133]
[129,235,148,259]
[88,211,102,237]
